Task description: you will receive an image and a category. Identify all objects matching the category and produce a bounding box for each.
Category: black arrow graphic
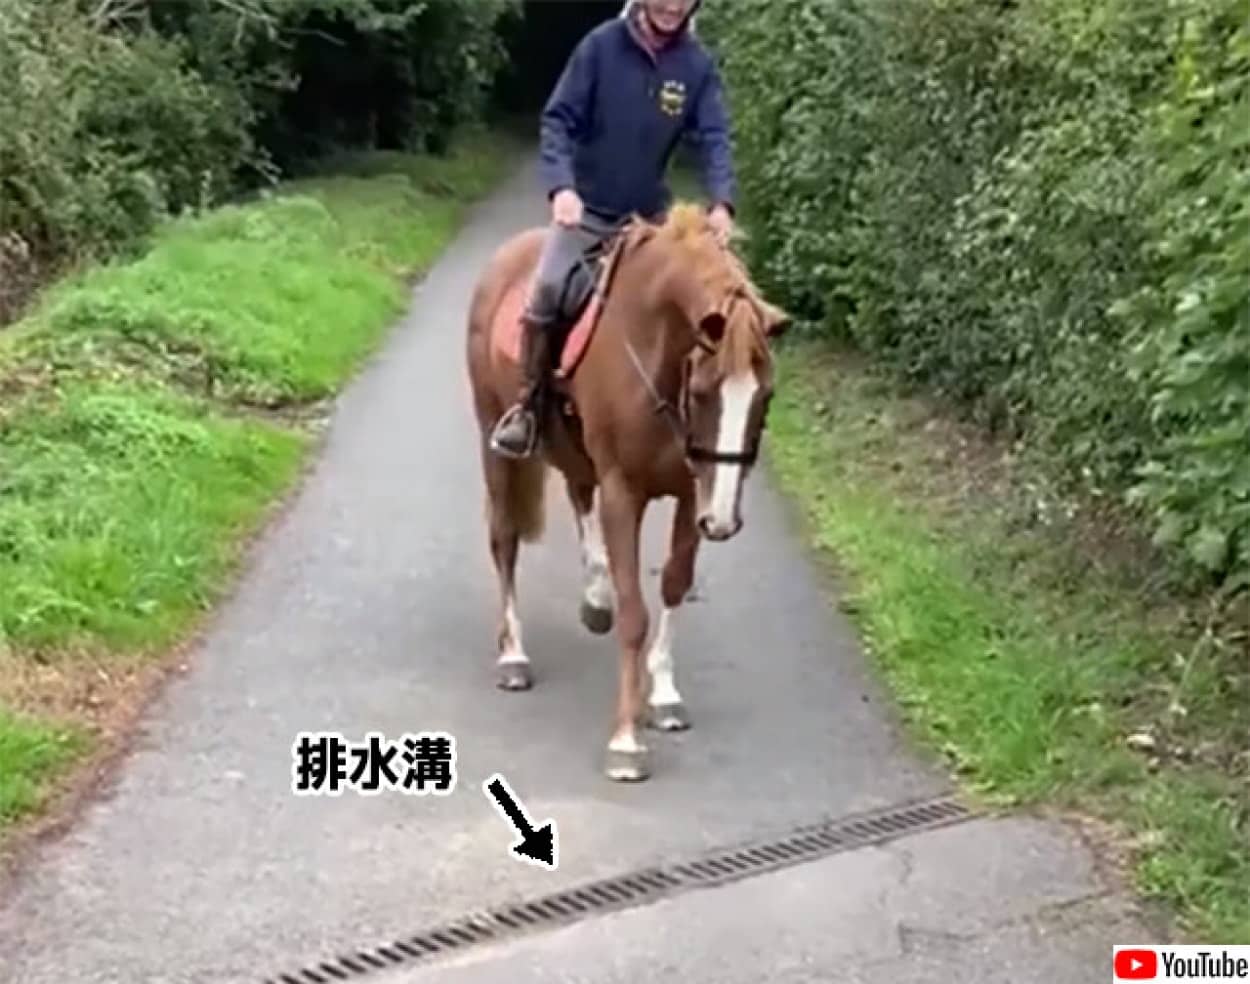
[483,773,558,869]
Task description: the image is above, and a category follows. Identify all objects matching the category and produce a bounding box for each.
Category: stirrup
[489,404,539,459]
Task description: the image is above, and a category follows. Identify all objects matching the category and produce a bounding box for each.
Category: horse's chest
[576,410,689,495]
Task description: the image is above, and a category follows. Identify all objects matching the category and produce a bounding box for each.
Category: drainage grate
[260,794,974,983]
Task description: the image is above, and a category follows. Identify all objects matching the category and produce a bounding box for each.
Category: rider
[489,0,738,459]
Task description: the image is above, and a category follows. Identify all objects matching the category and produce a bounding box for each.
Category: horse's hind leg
[481,447,546,691]
[646,491,699,732]
[566,478,614,635]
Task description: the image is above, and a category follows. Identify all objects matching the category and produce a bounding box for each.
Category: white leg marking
[646,605,682,708]
[578,495,613,610]
[498,595,528,664]
[708,371,758,532]
[608,731,644,753]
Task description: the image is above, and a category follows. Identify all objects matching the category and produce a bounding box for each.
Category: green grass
[676,151,1247,938]
[766,336,1249,942]
[0,129,520,834]
[0,710,84,823]
[0,381,306,652]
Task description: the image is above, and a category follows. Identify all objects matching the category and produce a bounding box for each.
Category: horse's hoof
[647,702,691,732]
[604,747,650,782]
[496,662,532,691]
[579,600,613,635]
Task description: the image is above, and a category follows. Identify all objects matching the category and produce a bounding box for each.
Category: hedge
[702,0,1250,591]
[0,0,517,324]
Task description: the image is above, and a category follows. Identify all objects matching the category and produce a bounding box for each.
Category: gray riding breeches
[524,209,629,329]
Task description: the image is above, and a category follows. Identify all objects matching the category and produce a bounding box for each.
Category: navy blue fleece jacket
[538,12,737,221]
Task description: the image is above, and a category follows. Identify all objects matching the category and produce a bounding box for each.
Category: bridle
[573,217,768,470]
[620,288,767,470]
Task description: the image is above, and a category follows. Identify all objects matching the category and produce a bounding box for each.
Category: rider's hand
[708,203,734,246]
[552,188,584,228]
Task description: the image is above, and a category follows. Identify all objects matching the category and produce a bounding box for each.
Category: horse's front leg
[566,479,614,635]
[646,491,699,731]
[599,474,649,781]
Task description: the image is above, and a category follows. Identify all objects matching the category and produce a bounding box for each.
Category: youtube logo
[1115,949,1158,980]
[1114,944,1250,980]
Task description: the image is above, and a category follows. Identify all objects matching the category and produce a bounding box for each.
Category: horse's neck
[609,280,689,399]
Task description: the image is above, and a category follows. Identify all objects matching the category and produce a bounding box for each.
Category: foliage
[702,0,1250,590]
[234,0,519,167]
[1117,6,1250,587]
[0,0,254,287]
[0,0,518,323]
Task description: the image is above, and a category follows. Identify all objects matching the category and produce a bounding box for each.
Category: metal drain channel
[260,795,975,983]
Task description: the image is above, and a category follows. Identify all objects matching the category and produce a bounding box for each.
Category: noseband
[676,345,763,467]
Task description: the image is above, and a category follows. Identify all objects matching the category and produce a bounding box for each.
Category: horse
[464,202,789,782]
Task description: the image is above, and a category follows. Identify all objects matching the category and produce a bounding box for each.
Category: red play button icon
[1115,949,1158,979]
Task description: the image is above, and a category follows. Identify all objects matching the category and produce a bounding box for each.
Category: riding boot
[489,318,553,458]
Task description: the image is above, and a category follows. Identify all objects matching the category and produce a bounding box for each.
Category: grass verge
[0,128,521,846]
[766,336,1248,943]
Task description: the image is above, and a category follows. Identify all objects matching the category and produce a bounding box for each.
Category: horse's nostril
[697,514,741,541]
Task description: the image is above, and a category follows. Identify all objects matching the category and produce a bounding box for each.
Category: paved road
[0,162,1148,984]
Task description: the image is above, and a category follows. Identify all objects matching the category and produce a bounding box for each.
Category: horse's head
[681,281,788,540]
[615,204,790,540]
[635,205,790,540]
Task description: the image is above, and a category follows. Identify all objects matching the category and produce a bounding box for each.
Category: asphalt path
[0,161,1148,984]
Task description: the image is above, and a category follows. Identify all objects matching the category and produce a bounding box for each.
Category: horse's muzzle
[697,514,742,542]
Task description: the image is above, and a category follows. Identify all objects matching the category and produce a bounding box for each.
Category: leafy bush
[150,0,518,169]
[0,1,249,266]
[1117,5,1250,584]
[703,0,1250,589]
[0,0,517,322]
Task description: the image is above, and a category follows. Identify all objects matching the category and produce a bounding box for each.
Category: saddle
[491,227,631,385]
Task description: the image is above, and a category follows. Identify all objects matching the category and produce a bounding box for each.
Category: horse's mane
[621,202,770,375]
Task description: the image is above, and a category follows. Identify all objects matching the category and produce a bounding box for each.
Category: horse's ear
[761,298,791,338]
[662,263,726,347]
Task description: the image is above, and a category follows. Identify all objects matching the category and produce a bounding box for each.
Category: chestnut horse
[464,203,788,782]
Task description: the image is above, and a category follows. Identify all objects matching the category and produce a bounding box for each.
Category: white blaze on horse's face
[695,368,761,541]
[683,283,788,542]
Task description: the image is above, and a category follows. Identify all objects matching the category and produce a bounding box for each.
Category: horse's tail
[505,457,547,543]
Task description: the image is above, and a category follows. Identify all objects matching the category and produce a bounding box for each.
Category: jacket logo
[658,79,686,118]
